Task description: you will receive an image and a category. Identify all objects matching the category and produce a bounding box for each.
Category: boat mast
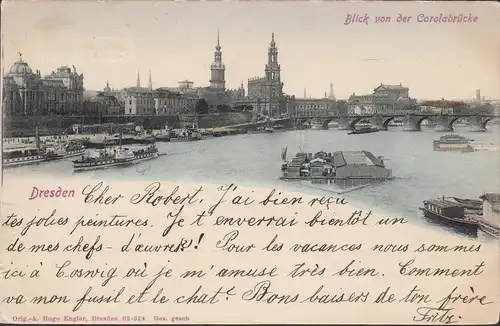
[119,125,123,148]
[35,126,40,150]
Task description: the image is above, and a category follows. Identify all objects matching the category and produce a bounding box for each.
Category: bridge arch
[481,117,494,129]
[445,117,461,131]
[349,117,363,129]
[415,117,433,131]
[382,116,396,129]
[321,118,334,129]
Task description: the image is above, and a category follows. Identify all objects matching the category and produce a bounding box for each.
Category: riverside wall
[3,112,254,136]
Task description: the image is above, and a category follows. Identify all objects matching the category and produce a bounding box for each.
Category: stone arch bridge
[291,113,499,132]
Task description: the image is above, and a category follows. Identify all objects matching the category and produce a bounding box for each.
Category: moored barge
[433,134,474,152]
[419,199,479,232]
[281,150,393,186]
[348,127,379,135]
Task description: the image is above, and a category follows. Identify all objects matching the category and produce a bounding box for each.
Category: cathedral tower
[210,30,226,90]
[264,33,284,118]
[328,83,336,100]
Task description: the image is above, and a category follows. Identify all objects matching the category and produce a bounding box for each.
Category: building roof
[211,61,225,69]
[332,150,385,169]
[374,84,408,91]
[8,60,33,75]
[123,87,153,95]
[480,193,500,203]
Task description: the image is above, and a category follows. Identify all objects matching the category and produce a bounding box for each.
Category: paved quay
[3,126,240,148]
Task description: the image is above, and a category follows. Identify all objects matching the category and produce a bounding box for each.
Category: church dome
[211,61,225,69]
[8,59,33,75]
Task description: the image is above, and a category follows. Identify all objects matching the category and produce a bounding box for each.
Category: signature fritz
[413,286,493,324]
[413,306,458,324]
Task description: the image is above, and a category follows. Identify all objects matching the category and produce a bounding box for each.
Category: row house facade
[290,97,336,117]
[2,55,84,117]
[122,86,198,116]
[154,88,197,115]
[123,87,155,115]
[83,92,123,116]
[348,83,415,114]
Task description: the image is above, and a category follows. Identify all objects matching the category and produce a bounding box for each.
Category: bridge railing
[291,112,500,118]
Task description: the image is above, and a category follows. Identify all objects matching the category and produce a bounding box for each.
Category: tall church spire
[210,30,226,90]
[328,83,336,100]
[264,33,283,118]
[136,70,141,88]
[148,69,152,90]
[217,29,220,50]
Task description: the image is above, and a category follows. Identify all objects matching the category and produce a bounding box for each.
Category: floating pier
[281,150,393,186]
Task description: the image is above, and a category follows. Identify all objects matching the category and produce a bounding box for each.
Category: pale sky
[1,1,499,100]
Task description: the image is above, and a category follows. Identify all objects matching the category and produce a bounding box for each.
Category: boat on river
[419,199,479,232]
[63,141,87,158]
[281,150,393,187]
[153,130,171,142]
[3,126,55,168]
[3,146,46,168]
[133,131,156,144]
[348,127,379,135]
[73,147,136,172]
[170,128,202,142]
[73,129,163,172]
[433,134,474,152]
[44,144,66,161]
[132,144,161,161]
[42,138,87,159]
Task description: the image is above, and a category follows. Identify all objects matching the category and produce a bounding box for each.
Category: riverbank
[2,126,297,149]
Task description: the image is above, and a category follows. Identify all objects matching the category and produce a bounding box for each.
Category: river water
[5,125,500,238]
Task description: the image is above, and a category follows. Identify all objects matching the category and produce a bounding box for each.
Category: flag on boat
[281,146,287,161]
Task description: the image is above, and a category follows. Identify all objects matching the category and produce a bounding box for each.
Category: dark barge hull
[170,137,202,142]
[63,149,86,158]
[3,155,46,168]
[73,158,136,172]
[44,154,65,161]
[135,139,156,144]
[419,207,478,232]
[133,152,159,161]
[348,128,379,135]
[155,136,171,142]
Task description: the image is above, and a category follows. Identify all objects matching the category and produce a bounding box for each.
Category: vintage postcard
[0,0,499,324]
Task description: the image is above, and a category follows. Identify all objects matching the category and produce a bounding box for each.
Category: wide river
[5,125,500,239]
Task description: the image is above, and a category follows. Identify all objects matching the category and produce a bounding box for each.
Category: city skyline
[2,1,499,100]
